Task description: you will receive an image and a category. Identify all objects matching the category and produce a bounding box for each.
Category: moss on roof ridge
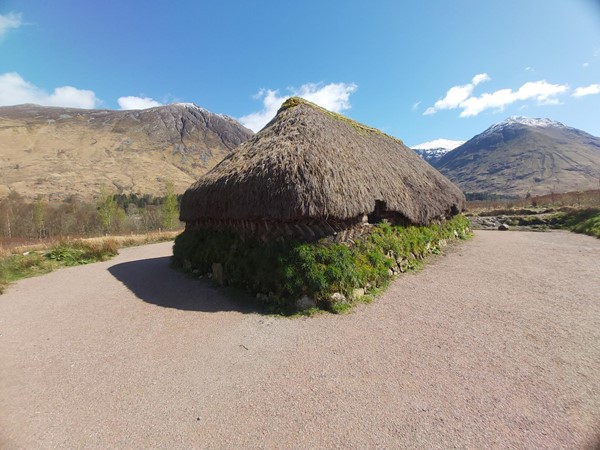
[278,97,404,143]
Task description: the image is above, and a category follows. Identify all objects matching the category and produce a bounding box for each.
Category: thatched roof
[180,97,465,226]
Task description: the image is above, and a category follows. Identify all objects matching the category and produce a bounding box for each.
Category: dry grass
[0,230,181,294]
[466,189,600,215]
[0,104,253,201]
[181,97,465,226]
[0,230,180,259]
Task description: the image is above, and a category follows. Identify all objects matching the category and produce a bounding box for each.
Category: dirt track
[1,231,599,449]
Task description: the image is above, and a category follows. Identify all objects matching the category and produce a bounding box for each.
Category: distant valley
[0,103,253,200]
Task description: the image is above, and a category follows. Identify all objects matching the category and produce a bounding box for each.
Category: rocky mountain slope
[435,117,600,196]
[0,103,253,200]
[411,139,465,165]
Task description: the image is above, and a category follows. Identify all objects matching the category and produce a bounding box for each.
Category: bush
[557,208,600,238]
[46,240,119,265]
[0,239,121,294]
[173,215,471,314]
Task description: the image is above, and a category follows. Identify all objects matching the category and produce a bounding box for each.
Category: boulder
[498,223,510,231]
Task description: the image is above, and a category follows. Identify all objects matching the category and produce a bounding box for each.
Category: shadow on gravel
[108,256,262,314]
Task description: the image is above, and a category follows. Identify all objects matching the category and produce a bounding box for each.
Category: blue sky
[1,0,599,145]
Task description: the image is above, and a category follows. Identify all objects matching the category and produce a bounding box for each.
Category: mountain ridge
[435,117,600,196]
[0,103,254,200]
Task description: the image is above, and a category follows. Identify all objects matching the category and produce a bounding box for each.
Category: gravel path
[1,231,599,449]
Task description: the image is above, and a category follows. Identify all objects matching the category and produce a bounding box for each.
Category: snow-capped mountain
[477,116,569,139]
[435,116,600,196]
[411,139,465,165]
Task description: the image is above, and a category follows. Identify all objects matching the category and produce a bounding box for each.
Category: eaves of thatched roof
[180,97,465,225]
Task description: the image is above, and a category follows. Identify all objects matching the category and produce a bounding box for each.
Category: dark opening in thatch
[180,97,465,240]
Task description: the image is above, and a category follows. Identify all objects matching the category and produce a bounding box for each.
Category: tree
[33,196,46,239]
[161,182,180,230]
[97,187,118,234]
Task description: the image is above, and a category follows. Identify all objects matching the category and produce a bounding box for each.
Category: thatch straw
[180,98,465,226]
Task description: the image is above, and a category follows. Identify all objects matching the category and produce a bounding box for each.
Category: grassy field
[466,189,600,238]
[0,231,180,294]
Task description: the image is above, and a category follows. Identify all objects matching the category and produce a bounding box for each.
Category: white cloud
[459,81,567,117]
[424,74,568,118]
[517,81,567,103]
[118,96,162,110]
[238,89,284,132]
[0,12,22,40]
[424,73,490,115]
[0,72,100,108]
[239,82,358,132]
[412,101,421,111]
[583,62,590,68]
[471,73,491,85]
[294,82,357,112]
[573,84,600,97]
[525,66,534,72]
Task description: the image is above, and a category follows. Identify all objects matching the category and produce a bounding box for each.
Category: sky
[1,0,599,146]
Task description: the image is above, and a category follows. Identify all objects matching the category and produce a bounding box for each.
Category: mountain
[435,117,600,196]
[0,103,253,200]
[411,139,465,165]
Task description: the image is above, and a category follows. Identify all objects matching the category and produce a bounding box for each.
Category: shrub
[558,208,600,238]
[173,215,471,314]
[46,240,119,265]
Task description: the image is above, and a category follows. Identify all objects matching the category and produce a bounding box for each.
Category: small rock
[296,295,315,310]
[330,292,347,304]
[351,288,365,300]
[453,229,459,238]
[397,258,409,273]
[498,223,510,231]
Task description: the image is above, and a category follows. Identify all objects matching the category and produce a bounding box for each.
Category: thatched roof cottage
[180,97,465,241]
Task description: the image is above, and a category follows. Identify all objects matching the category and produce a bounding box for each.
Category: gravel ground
[1,231,599,449]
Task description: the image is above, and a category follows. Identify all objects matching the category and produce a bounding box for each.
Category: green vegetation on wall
[173,215,471,314]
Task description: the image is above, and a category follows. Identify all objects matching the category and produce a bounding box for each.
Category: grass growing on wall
[173,215,471,314]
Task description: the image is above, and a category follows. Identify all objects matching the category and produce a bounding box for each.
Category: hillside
[0,103,253,200]
[436,117,600,197]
